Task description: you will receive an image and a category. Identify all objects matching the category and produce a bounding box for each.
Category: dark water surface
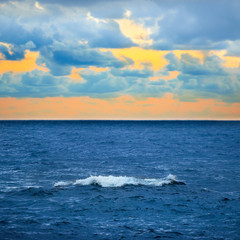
[0,120,239,239]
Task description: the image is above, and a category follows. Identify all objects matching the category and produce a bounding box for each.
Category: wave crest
[54,174,185,188]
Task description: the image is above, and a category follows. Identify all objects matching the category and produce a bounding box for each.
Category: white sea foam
[54,174,183,188]
[54,181,72,187]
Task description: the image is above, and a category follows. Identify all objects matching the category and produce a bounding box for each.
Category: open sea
[0,120,239,240]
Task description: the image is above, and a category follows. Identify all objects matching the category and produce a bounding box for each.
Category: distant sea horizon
[0,119,240,121]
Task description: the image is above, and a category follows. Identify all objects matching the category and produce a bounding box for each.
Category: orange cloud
[223,56,240,68]
[89,66,109,72]
[68,67,84,82]
[0,95,239,120]
[150,71,180,81]
[102,47,169,71]
[210,50,240,68]
[0,50,48,74]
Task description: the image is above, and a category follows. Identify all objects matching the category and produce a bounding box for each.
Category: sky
[0,0,240,119]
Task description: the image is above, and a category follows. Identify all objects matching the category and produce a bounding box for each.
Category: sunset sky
[0,0,240,119]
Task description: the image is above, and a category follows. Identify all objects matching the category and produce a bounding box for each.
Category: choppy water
[0,120,239,240]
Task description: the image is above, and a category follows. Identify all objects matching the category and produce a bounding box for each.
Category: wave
[1,186,55,196]
[54,174,185,188]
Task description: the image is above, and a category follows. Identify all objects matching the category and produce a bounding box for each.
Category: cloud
[0,44,25,60]
[225,40,240,57]
[0,70,70,97]
[166,53,226,76]
[165,52,240,102]
[110,67,153,78]
[105,47,168,71]
[0,50,47,74]
[150,0,240,50]
[35,1,44,10]
[37,0,129,7]
[0,0,239,110]
[38,43,129,76]
[0,14,52,49]
[115,18,152,47]
[0,68,128,98]
[1,51,240,103]
[0,1,135,50]
[86,20,135,48]
[1,0,239,54]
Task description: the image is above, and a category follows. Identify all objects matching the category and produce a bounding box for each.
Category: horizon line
[0,119,239,121]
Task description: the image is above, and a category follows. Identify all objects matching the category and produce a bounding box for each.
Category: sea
[0,120,239,240]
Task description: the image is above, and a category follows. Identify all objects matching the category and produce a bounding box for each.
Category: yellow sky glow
[102,47,169,71]
[0,50,48,74]
[0,95,239,120]
[210,50,240,68]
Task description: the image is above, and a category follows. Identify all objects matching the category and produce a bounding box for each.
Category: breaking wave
[54,174,185,188]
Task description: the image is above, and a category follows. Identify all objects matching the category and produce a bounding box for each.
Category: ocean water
[0,120,239,240]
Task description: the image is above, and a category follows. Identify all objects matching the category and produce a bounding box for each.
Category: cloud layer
[0,0,240,118]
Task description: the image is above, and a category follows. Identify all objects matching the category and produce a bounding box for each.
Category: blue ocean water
[0,120,239,240]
